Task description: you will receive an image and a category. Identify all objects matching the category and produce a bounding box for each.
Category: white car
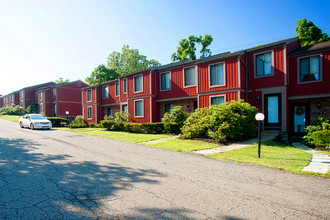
[19,114,52,130]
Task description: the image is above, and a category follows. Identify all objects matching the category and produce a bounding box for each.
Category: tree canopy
[55,77,70,84]
[85,64,119,86]
[295,19,329,47]
[107,45,161,76]
[171,35,213,62]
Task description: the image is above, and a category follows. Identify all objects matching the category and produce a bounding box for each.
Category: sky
[0,0,329,95]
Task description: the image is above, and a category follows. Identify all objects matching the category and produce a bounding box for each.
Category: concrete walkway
[292,142,330,174]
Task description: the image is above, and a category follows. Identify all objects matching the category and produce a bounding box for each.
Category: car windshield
[30,115,46,120]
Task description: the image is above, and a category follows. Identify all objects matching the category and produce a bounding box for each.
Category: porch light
[255,113,265,158]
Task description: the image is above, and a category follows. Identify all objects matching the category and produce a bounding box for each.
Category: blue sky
[0,0,329,95]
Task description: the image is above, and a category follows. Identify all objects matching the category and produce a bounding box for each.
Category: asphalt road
[0,119,329,219]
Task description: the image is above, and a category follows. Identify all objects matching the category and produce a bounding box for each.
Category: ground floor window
[210,96,225,105]
[165,103,174,113]
[134,100,143,117]
[87,107,93,119]
[107,108,112,116]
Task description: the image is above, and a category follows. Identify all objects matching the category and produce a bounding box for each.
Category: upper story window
[184,67,196,87]
[39,92,43,101]
[255,51,273,77]
[299,55,321,83]
[209,62,224,87]
[160,72,171,91]
[102,85,109,99]
[123,78,127,94]
[21,91,24,98]
[87,89,92,102]
[12,95,14,101]
[115,83,119,97]
[210,95,225,105]
[134,75,143,93]
[51,89,55,98]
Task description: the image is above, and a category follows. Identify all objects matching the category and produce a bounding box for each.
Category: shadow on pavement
[0,138,164,219]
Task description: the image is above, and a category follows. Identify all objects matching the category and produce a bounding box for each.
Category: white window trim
[134,99,144,118]
[87,107,93,120]
[102,85,109,99]
[160,71,171,91]
[123,78,127,94]
[253,50,274,78]
[183,65,197,88]
[87,89,92,102]
[208,61,226,88]
[133,74,143,93]
[115,82,120,97]
[297,53,322,85]
[209,94,226,106]
[39,92,43,101]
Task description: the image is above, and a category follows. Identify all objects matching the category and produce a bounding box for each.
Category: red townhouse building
[17,82,56,109]
[2,91,19,107]
[82,37,330,138]
[37,80,88,118]
[0,96,3,108]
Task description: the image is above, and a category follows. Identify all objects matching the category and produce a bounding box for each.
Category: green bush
[162,106,189,134]
[47,117,70,127]
[310,130,330,148]
[26,103,38,114]
[303,116,330,148]
[114,111,130,122]
[88,122,96,128]
[70,123,87,129]
[181,100,258,142]
[100,120,116,130]
[142,123,164,134]
[99,120,164,134]
[0,105,26,115]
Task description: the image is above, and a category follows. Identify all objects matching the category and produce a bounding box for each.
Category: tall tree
[55,77,70,84]
[295,19,329,46]
[85,64,119,86]
[107,45,161,76]
[171,34,213,62]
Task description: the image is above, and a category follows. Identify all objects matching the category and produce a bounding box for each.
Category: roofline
[19,81,56,91]
[245,37,299,53]
[288,43,330,56]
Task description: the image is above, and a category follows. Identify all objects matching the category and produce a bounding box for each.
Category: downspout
[245,51,248,102]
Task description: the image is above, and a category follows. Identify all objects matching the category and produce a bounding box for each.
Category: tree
[171,34,213,62]
[295,19,329,47]
[107,45,161,76]
[55,77,70,84]
[85,64,119,86]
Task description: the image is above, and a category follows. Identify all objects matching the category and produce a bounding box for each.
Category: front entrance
[264,93,281,130]
[290,103,310,135]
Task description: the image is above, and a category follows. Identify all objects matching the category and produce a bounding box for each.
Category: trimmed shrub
[310,130,330,148]
[181,100,258,142]
[100,120,116,130]
[162,106,189,134]
[47,117,70,127]
[0,105,26,115]
[99,120,164,134]
[88,122,96,128]
[303,116,330,148]
[142,123,164,134]
[70,123,87,129]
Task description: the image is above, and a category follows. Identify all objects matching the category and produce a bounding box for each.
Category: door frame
[289,102,310,135]
[264,93,282,130]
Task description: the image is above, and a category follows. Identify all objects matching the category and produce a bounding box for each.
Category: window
[12,95,14,101]
[51,89,55,98]
[160,72,171,91]
[21,91,24,98]
[122,104,128,112]
[165,104,174,113]
[77,82,81,87]
[107,108,112,116]
[134,75,143,93]
[40,103,43,113]
[87,107,93,119]
[299,55,320,82]
[103,86,109,99]
[123,78,127,94]
[184,67,195,87]
[87,89,92,102]
[134,100,143,117]
[209,63,224,86]
[210,96,225,105]
[39,92,43,101]
[255,52,272,77]
[115,83,119,96]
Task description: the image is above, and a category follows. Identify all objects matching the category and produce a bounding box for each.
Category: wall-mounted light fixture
[317,102,321,109]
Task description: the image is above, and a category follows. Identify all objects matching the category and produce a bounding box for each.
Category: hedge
[100,120,164,134]
[47,117,70,127]
[70,123,87,129]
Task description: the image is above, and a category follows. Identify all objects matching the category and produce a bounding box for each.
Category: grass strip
[0,115,21,122]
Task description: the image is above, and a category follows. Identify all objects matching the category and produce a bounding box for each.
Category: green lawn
[208,141,313,174]
[54,127,171,144]
[0,115,21,122]
[146,137,220,152]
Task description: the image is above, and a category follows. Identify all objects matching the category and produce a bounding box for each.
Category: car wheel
[19,122,23,128]
[30,124,34,130]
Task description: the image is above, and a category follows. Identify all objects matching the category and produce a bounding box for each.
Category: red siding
[156,65,197,100]
[288,50,330,97]
[198,57,239,93]
[247,46,285,90]
[128,97,151,123]
[101,81,120,105]
[199,91,239,108]
[127,71,151,98]
[120,78,128,101]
